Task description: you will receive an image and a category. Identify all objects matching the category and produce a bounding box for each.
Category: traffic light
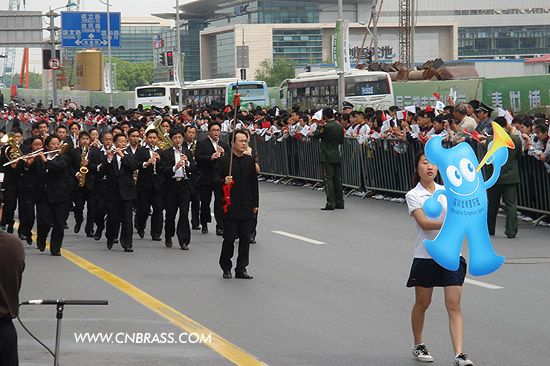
[166,51,174,66]
[159,52,165,66]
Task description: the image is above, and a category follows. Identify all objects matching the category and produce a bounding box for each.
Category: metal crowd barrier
[252,135,550,215]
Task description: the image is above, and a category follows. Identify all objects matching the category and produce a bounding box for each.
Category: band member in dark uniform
[69,131,101,237]
[216,129,259,279]
[160,128,197,250]
[195,122,229,236]
[0,128,24,235]
[101,133,140,252]
[92,131,113,241]
[184,125,200,230]
[36,136,71,256]
[135,129,164,241]
[17,137,45,245]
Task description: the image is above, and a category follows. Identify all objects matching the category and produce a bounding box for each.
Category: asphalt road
[15,182,550,366]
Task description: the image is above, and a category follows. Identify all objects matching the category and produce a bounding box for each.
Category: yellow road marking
[23,225,267,366]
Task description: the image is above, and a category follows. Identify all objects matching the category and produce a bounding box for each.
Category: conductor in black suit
[135,130,164,241]
[100,133,140,252]
[69,131,101,237]
[36,136,72,256]
[159,127,197,250]
[216,129,259,279]
[194,122,229,236]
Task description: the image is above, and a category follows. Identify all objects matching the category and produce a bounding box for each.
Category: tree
[105,57,153,91]
[255,58,296,87]
[11,72,43,89]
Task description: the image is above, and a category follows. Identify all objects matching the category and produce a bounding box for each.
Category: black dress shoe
[124,247,134,253]
[107,239,114,250]
[37,242,46,252]
[165,238,173,248]
[216,228,224,236]
[7,224,14,234]
[192,226,201,230]
[137,230,145,239]
[86,231,94,238]
[223,272,232,279]
[74,221,82,233]
[201,227,208,234]
[335,205,345,209]
[180,243,189,250]
[26,236,33,245]
[235,271,253,279]
[18,233,28,241]
[94,231,102,241]
[250,235,256,244]
[113,239,119,244]
[64,223,69,230]
[152,236,161,241]
[51,252,62,257]
[321,206,335,211]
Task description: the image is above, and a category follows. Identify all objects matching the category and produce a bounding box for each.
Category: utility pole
[106,0,113,107]
[337,0,345,111]
[372,0,379,62]
[47,7,58,108]
[176,0,183,112]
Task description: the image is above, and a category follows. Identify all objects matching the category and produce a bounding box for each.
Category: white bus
[182,79,269,108]
[134,82,181,110]
[280,70,394,111]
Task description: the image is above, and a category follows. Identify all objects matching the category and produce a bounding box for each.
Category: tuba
[145,117,173,150]
[78,146,89,187]
[1,133,22,161]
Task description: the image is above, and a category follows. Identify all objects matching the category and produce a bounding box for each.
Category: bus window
[345,76,390,97]
[137,87,166,98]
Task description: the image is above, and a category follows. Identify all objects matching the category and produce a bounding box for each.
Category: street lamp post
[337,0,345,111]
[176,0,183,112]
[47,7,59,108]
[99,0,113,107]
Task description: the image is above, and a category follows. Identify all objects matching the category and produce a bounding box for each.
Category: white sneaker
[412,344,434,362]
[454,353,474,366]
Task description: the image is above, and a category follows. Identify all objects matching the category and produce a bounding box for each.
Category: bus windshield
[137,87,166,98]
[231,84,265,98]
[345,76,389,97]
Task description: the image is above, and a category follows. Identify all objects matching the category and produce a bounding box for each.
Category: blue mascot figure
[422,122,515,276]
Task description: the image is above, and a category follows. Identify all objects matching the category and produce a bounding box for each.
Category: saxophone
[78,146,89,187]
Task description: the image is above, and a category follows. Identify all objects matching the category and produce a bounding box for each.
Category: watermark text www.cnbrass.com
[74,332,213,345]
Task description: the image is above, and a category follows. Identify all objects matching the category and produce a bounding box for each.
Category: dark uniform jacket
[69,146,101,190]
[159,146,197,194]
[194,137,230,186]
[136,146,164,192]
[215,153,259,220]
[313,119,344,164]
[100,153,140,201]
[43,154,72,203]
[487,133,522,185]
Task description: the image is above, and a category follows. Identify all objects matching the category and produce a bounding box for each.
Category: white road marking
[464,278,503,290]
[272,231,326,245]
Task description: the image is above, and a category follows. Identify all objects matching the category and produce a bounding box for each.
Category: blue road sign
[61,12,121,48]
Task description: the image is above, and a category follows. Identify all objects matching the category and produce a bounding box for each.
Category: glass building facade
[272,29,323,64]
[209,32,236,79]
[458,25,550,57]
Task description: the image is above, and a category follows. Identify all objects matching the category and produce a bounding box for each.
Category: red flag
[425,105,433,113]
[233,93,241,107]
[381,111,387,122]
[432,92,441,100]
[471,130,482,143]
[222,180,234,214]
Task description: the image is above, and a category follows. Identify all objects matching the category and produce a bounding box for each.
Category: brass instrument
[78,146,89,187]
[2,143,68,167]
[190,141,196,157]
[145,118,173,150]
[1,133,22,161]
[133,169,139,185]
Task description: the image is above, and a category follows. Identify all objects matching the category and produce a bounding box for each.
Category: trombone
[2,143,69,167]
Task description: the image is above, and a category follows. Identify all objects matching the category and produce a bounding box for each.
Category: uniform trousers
[37,199,68,254]
[220,218,255,273]
[135,188,164,238]
[165,180,192,245]
[200,184,224,230]
[106,199,134,248]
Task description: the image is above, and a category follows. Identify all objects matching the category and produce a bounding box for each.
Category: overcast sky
[6,1,192,72]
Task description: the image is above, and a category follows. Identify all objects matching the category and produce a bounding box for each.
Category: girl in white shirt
[405,152,473,366]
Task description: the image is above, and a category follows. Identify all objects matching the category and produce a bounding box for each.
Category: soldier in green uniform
[487,116,522,238]
[314,108,345,210]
